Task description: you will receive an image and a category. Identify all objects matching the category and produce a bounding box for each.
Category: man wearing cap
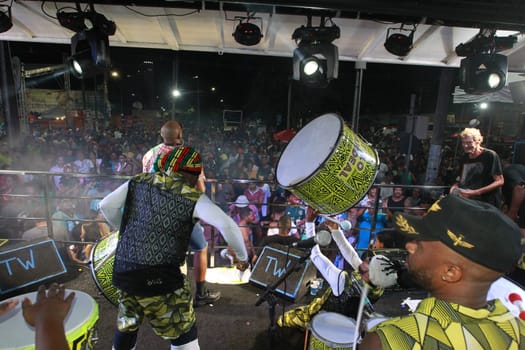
[360,195,525,349]
[142,120,220,306]
[100,147,248,350]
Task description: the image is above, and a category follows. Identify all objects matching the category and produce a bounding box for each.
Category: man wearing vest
[142,120,220,306]
[360,195,525,349]
[100,147,248,350]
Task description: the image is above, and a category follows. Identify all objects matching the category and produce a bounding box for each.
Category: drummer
[360,195,525,349]
[277,207,397,328]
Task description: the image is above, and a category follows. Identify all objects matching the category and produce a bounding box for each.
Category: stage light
[292,18,340,87]
[57,10,116,35]
[0,5,13,33]
[68,28,111,79]
[459,53,508,94]
[233,21,263,46]
[384,25,416,57]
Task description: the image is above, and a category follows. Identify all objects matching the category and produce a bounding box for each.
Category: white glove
[368,255,398,288]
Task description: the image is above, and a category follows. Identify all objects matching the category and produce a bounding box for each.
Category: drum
[0,289,98,350]
[308,312,356,349]
[276,113,378,215]
[91,231,119,306]
[487,276,525,319]
[365,316,389,332]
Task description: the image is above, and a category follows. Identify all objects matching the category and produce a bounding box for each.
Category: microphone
[508,293,525,321]
[291,230,332,249]
[320,215,352,231]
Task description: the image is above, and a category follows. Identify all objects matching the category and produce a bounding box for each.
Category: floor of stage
[53,264,426,350]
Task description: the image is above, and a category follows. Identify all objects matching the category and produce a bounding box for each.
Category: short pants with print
[116,278,195,339]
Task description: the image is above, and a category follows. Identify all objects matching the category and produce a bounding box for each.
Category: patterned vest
[372,297,525,349]
[113,172,201,296]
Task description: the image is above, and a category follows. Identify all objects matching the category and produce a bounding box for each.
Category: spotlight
[384,25,416,57]
[292,19,340,87]
[68,28,111,79]
[233,19,263,46]
[57,10,116,35]
[0,5,13,33]
[459,53,508,94]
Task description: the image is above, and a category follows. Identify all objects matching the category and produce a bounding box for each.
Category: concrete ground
[59,264,424,350]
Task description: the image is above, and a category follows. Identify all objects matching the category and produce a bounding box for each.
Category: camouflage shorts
[116,278,195,339]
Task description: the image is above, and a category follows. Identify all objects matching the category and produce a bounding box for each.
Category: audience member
[450,128,504,207]
[252,215,298,264]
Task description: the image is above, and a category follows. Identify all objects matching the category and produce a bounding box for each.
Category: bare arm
[458,174,504,198]
[359,332,384,350]
[22,284,74,350]
[506,184,525,221]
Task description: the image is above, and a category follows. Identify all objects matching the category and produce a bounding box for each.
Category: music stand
[254,249,311,347]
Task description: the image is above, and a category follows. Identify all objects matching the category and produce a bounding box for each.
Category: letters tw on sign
[0,240,67,294]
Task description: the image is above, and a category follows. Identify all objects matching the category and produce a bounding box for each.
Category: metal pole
[171,52,178,120]
[286,78,292,129]
[351,61,366,132]
[405,93,417,171]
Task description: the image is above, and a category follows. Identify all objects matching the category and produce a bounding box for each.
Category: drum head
[310,312,356,346]
[277,113,341,187]
[0,289,98,349]
[488,276,525,318]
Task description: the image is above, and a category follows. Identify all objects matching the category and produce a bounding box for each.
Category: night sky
[8,40,449,124]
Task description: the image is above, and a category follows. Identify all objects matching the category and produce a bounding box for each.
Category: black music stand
[254,249,311,348]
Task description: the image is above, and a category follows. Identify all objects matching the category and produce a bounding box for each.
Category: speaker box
[250,244,317,301]
[0,239,67,296]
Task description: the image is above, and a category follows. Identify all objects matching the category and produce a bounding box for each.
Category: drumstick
[508,293,525,321]
[353,283,369,347]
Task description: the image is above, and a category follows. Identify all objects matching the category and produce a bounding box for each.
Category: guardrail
[0,170,449,267]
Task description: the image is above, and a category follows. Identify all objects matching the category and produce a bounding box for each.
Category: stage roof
[2,1,524,71]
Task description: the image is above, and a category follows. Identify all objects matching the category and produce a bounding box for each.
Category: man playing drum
[360,195,525,349]
[100,147,248,350]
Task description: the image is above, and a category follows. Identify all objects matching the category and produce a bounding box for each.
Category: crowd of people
[0,116,525,349]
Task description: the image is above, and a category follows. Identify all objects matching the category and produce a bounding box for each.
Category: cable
[124,5,199,17]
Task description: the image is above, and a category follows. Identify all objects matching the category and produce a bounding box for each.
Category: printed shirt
[372,297,525,349]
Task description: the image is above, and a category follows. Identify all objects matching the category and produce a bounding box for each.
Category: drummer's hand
[324,218,339,232]
[305,206,319,223]
[0,299,19,316]
[235,260,250,272]
[22,283,75,327]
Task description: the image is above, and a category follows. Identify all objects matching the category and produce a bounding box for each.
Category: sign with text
[250,244,317,301]
[0,240,67,294]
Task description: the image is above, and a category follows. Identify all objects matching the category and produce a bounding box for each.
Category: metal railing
[0,169,449,266]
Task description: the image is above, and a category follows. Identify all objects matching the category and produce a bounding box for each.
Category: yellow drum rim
[90,231,119,306]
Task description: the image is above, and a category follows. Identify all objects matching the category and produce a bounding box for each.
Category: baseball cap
[153,146,202,175]
[394,194,522,273]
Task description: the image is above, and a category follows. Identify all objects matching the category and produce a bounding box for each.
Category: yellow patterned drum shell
[276,113,378,215]
[308,312,356,349]
[91,231,119,306]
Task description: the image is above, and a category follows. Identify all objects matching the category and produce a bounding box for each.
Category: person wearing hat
[100,146,248,350]
[142,120,220,306]
[360,195,525,349]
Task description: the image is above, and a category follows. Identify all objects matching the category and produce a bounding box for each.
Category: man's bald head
[160,121,183,146]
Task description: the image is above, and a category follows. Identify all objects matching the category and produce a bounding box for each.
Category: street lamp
[110,69,124,116]
[193,75,201,127]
